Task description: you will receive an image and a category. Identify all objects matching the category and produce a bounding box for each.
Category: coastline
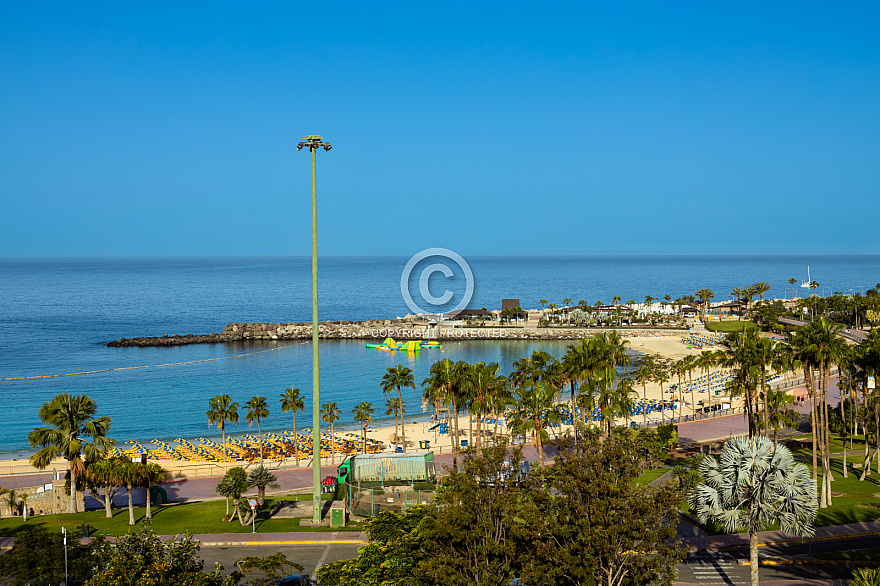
[1,334,751,479]
[106,321,688,347]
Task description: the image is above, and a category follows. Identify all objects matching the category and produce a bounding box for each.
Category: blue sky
[1,2,879,256]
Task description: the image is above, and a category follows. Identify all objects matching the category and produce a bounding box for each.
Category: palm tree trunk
[762,370,769,438]
[127,485,135,526]
[749,531,760,586]
[535,418,545,468]
[452,395,459,471]
[293,415,299,466]
[104,488,113,518]
[221,424,227,461]
[330,421,335,464]
[257,419,263,462]
[69,468,77,514]
[398,386,406,453]
[807,370,818,480]
[145,483,153,519]
[823,371,833,505]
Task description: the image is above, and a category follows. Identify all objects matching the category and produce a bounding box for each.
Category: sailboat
[800,266,812,288]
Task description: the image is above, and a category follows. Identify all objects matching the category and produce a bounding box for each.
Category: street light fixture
[297,135,331,525]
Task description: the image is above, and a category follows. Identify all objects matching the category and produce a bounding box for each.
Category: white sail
[800,266,811,288]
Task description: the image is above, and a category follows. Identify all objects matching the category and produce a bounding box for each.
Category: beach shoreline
[0,334,776,481]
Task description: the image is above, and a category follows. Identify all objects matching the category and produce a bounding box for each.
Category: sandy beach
[1,332,796,481]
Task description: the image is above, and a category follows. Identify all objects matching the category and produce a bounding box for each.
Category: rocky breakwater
[107,322,687,347]
[107,320,388,347]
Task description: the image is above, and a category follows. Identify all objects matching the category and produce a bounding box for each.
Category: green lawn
[704,320,759,333]
[637,468,670,485]
[0,494,364,538]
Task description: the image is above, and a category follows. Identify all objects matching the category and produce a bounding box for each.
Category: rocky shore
[106,321,687,347]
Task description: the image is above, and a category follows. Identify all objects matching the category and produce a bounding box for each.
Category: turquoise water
[1,255,877,454]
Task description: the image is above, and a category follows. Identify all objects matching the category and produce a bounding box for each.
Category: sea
[1,255,877,455]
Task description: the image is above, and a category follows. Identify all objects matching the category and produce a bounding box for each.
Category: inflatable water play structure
[365,337,443,352]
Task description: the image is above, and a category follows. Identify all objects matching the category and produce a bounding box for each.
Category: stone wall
[0,480,82,516]
[108,321,687,347]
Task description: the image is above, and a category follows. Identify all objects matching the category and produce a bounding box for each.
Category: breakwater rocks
[107,322,687,347]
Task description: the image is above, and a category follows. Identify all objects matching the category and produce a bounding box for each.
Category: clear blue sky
[2,2,879,256]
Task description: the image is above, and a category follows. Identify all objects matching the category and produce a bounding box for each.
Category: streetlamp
[297,135,332,525]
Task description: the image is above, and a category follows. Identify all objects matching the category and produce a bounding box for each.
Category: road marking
[314,543,332,574]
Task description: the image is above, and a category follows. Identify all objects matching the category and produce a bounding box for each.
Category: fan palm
[207,394,239,460]
[690,436,817,586]
[381,364,415,453]
[245,396,270,462]
[279,387,305,465]
[28,393,114,513]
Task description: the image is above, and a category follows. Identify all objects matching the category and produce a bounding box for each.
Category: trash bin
[460,440,468,447]
[419,440,429,449]
[81,524,90,538]
[396,447,403,453]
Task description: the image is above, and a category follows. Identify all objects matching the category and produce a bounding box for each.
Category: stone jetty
[106,321,686,347]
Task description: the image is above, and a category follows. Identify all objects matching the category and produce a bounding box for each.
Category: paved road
[674,551,856,585]
[197,543,362,579]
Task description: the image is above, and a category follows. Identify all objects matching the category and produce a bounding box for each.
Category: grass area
[637,467,670,485]
[0,494,364,538]
[813,459,880,527]
[814,546,880,562]
[704,320,759,333]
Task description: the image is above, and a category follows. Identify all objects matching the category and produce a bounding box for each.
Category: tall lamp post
[297,135,332,524]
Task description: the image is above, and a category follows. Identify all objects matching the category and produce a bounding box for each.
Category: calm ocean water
[0,255,877,454]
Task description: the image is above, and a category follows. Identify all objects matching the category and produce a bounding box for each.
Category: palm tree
[509,381,560,468]
[248,464,278,507]
[118,460,140,526]
[695,288,715,315]
[696,350,717,414]
[653,367,670,425]
[691,436,817,586]
[279,387,305,465]
[563,297,573,324]
[139,462,166,520]
[788,277,797,300]
[321,401,342,463]
[633,358,655,428]
[539,298,547,313]
[548,303,557,323]
[83,456,127,518]
[753,281,772,304]
[245,396,270,462]
[423,358,460,468]
[381,365,415,453]
[761,388,801,447]
[207,394,239,460]
[385,397,403,448]
[352,402,375,454]
[27,393,114,514]
[470,361,505,454]
[216,467,252,525]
